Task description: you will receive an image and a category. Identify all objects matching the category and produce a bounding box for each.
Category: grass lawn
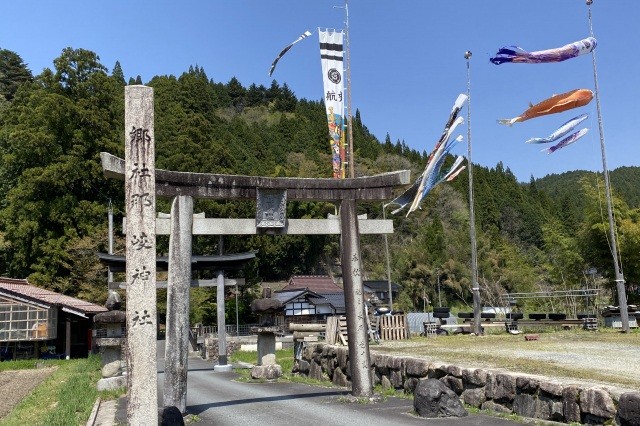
[0,355,125,425]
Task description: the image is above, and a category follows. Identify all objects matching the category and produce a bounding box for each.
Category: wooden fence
[323,313,408,344]
[378,314,409,341]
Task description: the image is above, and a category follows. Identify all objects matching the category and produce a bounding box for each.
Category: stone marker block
[413,378,468,418]
[251,364,282,380]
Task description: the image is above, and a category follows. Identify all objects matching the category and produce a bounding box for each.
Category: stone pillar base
[214,364,233,372]
[251,364,282,380]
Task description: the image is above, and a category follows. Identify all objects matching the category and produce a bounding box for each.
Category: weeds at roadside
[337,395,375,404]
[99,386,127,401]
[1,355,102,426]
[184,414,201,424]
[466,405,525,423]
[373,384,412,400]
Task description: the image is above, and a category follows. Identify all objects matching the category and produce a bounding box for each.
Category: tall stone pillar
[339,198,373,397]
[164,195,193,413]
[214,236,231,371]
[124,85,157,425]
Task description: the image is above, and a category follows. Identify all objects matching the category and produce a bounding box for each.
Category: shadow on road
[187,390,346,414]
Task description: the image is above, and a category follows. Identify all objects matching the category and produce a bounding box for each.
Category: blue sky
[2,1,638,182]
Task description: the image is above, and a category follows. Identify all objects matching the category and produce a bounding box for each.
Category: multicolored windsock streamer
[490,37,596,65]
[497,89,593,127]
[387,94,468,215]
[268,30,313,77]
[542,128,588,154]
[526,113,589,144]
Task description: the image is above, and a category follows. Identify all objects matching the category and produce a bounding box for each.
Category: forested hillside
[1,47,638,324]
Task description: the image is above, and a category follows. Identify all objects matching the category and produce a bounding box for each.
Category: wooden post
[164,195,193,413]
[124,85,157,425]
[65,319,71,357]
[340,198,372,397]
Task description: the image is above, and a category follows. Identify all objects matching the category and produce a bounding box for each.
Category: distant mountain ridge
[535,166,640,209]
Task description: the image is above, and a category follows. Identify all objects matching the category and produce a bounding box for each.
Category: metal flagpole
[333,0,353,178]
[343,0,354,178]
[465,51,482,335]
[382,203,393,311]
[586,0,629,332]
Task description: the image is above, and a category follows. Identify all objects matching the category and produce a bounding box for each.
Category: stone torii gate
[111,86,410,424]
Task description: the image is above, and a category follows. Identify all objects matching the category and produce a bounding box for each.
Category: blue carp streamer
[491,37,596,65]
[542,128,589,154]
[526,113,589,144]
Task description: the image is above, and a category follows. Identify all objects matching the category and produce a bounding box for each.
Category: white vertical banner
[319,29,346,179]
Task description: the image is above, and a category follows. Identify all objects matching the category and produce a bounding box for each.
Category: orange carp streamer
[498,89,593,126]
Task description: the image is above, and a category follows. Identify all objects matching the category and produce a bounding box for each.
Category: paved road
[115,341,520,425]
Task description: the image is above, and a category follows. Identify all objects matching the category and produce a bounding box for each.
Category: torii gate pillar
[340,198,372,396]
[164,195,193,412]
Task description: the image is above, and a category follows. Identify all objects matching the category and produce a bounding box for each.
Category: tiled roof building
[0,277,107,360]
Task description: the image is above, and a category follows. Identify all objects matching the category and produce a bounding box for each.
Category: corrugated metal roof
[272,290,308,304]
[0,277,107,315]
[279,275,343,293]
[363,280,401,292]
[316,292,346,309]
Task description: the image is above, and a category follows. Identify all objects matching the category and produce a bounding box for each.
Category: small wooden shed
[0,277,107,360]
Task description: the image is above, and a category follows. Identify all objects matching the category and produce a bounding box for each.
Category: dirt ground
[374,329,640,392]
[0,367,56,419]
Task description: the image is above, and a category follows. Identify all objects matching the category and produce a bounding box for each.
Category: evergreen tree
[111,60,126,85]
[274,82,296,112]
[226,76,246,112]
[0,47,122,296]
[0,48,32,101]
[246,83,266,107]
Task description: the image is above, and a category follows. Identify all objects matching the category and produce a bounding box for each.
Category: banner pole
[344,1,354,178]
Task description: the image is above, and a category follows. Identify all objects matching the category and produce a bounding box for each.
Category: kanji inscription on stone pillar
[124,85,157,425]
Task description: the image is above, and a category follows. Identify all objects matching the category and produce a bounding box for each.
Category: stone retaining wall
[203,337,241,362]
[296,343,640,425]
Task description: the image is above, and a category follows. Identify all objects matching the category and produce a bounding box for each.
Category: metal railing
[191,324,259,338]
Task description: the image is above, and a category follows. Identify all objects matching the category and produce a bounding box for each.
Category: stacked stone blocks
[296,343,639,425]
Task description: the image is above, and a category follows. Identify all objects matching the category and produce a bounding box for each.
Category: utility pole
[465,50,482,335]
[586,0,629,332]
